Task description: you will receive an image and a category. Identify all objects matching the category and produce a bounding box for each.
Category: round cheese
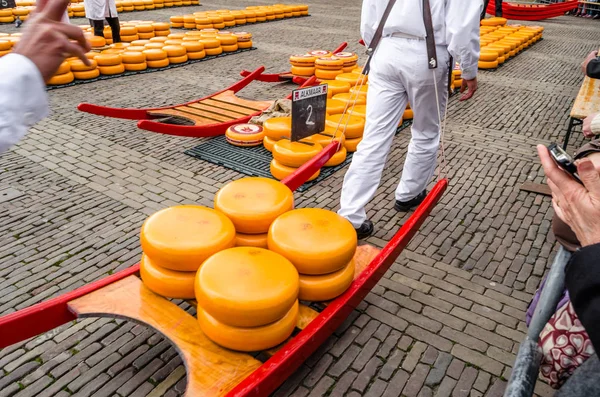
[69,59,97,72]
[180,41,204,52]
[336,72,367,86]
[235,232,268,248]
[143,48,167,60]
[315,56,344,70]
[289,54,316,66]
[311,131,345,148]
[315,68,343,80]
[95,54,122,66]
[478,60,498,69]
[270,159,319,181]
[324,146,347,167]
[263,135,276,152]
[140,254,195,299]
[326,98,346,115]
[344,137,362,152]
[225,123,264,147]
[263,117,291,140]
[320,80,351,98]
[89,35,106,47]
[48,72,75,85]
[147,58,169,68]
[403,108,413,120]
[124,62,147,71]
[346,104,366,119]
[195,247,299,327]
[187,50,206,60]
[121,51,146,63]
[73,69,100,80]
[291,65,315,76]
[332,93,366,108]
[273,140,324,168]
[56,61,71,75]
[214,177,294,234]
[308,50,331,58]
[205,47,223,56]
[349,84,368,99]
[163,44,186,57]
[140,205,236,272]
[150,36,169,43]
[325,114,364,139]
[168,54,188,64]
[268,208,357,275]
[197,300,298,352]
[298,258,355,301]
[98,64,125,75]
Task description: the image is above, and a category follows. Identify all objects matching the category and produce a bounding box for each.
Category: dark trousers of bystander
[90,17,121,43]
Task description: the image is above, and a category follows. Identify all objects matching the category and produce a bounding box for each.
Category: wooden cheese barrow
[0,143,448,396]
[77,67,317,138]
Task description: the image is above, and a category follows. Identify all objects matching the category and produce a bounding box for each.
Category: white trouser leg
[395,46,449,202]
[338,39,408,228]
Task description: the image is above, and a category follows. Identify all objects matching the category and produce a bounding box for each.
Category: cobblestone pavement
[1,1,599,396]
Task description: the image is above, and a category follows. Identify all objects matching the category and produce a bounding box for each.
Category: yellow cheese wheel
[195,247,299,327]
[214,177,294,234]
[121,35,139,43]
[118,49,144,63]
[101,48,125,55]
[180,41,204,52]
[324,146,347,167]
[349,84,368,99]
[481,17,507,26]
[235,232,268,248]
[315,57,343,70]
[55,61,71,75]
[0,16,15,23]
[347,104,366,119]
[263,117,291,140]
[0,40,11,52]
[153,22,170,31]
[147,58,169,68]
[321,80,351,98]
[225,123,264,147]
[187,50,206,60]
[110,42,131,49]
[163,44,186,57]
[326,98,347,115]
[308,50,332,58]
[238,40,253,49]
[221,44,238,52]
[69,59,97,72]
[150,36,169,43]
[311,131,345,148]
[263,135,276,152]
[89,35,106,47]
[121,26,137,36]
[140,254,195,299]
[325,114,365,139]
[216,33,237,46]
[270,159,319,182]
[478,60,498,69]
[205,47,223,56]
[272,140,324,168]
[125,46,146,52]
[336,72,367,86]
[268,208,357,275]
[334,51,358,64]
[332,93,366,108]
[138,33,155,41]
[140,205,236,272]
[132,39,152,46]
[170,15,184,23]
[73,69,100,80]
[198,38,219,48]
[143,48,167,60]
[403,108,413,120]
[48,72,75,85]
[291,65,315,76]
[344,137,362,152]
[299,258,355,301]
[162,40,182,46]
[197,300,298,352]
[99,64,125,75]
[124,62,147,71]
[315,68,343,80]
[95,54,122,66]
[168,54,188,64]
[289,54,316,67]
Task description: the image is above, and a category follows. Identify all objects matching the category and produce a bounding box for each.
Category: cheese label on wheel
[308,50,331,57]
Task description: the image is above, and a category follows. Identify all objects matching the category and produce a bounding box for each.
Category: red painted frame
[239,42,348,83]
[486,0,577,20]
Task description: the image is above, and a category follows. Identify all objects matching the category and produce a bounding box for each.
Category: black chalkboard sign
[291,84,327,142]
[0,0,16,9]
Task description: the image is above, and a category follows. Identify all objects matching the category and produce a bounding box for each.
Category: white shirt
[361,0,483,80]
[0,54,48,154]
[84,0,118,20]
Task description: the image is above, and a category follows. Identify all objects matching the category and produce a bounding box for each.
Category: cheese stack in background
[139,205,236,299]
[268,208,358,302]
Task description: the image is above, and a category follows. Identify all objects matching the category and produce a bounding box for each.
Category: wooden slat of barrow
[68,276,262,396]
[188,102,252,118]
[146,109,215,126]
[175,106,236,123]
[201,98,258,116]
[211,91,274,112]
[571,74,600,120]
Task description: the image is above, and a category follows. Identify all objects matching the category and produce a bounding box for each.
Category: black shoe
[355,220,374,240]
[394,190,426,212]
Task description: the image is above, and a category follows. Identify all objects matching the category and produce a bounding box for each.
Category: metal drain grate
[184,120,412,192]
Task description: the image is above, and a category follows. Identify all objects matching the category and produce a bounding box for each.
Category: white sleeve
[361,0,376,48]
[0,54,48,154]
[446,0,482,80]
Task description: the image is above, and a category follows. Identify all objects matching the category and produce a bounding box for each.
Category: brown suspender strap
[422,0,438,69]
[362,0,397,75]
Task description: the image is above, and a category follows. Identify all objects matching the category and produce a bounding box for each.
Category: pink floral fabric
[539,301,596,389]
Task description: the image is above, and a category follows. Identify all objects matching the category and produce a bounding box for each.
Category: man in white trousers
[0,0,90,154]
[338,0,483,239]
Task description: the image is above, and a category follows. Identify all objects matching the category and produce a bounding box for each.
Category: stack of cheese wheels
[271,139,324,182]
[139,205,236,299]
[122,51,146,71]
[0,37,12,57]
[268,208,357,301]
[234,32,252,49]
[478,47,499,69]
[403,102,413,121]
[198,34,222,56]
[68,58,100,80]
[96,53,125,75]
[214,177,294,248]
[315,56,344,80]
[0,9,13,23]
[143,48,169,68]
[137,23,154,39]
[163,44,187,64]
[225,123,265,147]
[320,80,350,99]
[263,116,291,152]
[88,35,107,49]
[215,31,238,52]
[289,54,316,77]
[183,14,196,29]
[48,61,75,85]
[334,52,359,73]
[452,68,462,90]
[120,26,138,42]
[195,247,300,351]
[326,113,365,154]
[181,39,205,59]
[170,15,183,28]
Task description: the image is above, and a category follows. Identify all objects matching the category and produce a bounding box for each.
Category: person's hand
[582,50,598,74]
[538,144,600,247]
[13,0,90,82]
[583,113,598,139]
[460,78,477,101]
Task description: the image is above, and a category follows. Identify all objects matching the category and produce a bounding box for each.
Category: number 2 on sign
[306,105,315,126]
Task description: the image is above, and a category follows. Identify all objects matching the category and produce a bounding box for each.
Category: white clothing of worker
[0,54,48,154]
[338,0,482,230]
[84,0,117,20]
